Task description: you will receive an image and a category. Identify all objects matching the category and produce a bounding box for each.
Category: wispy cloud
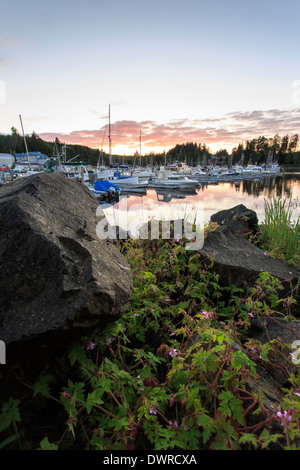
[39,108,300,153]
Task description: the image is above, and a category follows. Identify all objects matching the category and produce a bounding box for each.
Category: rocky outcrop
[200,205,300,296]
[210,204,259,234]
[0,173,132,372]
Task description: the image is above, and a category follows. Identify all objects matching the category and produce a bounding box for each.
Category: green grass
[260,196,300,265]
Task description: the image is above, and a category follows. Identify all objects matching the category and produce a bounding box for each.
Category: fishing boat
[88,179,121,201]
[149,168,200,189]
[262,163,281,174]
[242,164,263,174]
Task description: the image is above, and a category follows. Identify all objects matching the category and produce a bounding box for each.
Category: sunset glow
[38,108,300,156]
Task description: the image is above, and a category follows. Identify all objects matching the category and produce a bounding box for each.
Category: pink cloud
[39,108,300,153]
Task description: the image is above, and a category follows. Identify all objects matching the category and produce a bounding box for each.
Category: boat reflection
[139,174,300,224]
[156,187,198,202]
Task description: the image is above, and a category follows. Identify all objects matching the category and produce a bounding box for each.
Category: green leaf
[197,413,212,427]
[197,414,215,444]
[112,416,130,432]
[218,391,244,425]
[33,374,53,398]
[86,389,104,414]
[38,437,58,450]
[231,350,256,373]
[239,433,258,448]
[259,429,282,448]
[203,425,215,445]
[0,398,21,432]
[68,343,87,366]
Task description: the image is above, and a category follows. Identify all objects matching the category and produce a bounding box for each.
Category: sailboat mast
[139,130,142,168]
[108,104,112,166]
[19,114,31,170]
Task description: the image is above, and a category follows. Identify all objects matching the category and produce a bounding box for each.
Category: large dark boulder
[0,173,132,373]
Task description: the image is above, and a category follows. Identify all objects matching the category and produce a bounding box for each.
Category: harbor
[2,148,300,226]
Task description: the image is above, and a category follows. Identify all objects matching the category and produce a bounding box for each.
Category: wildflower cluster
[0,226,300,450]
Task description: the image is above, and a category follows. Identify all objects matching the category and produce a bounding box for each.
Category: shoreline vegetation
[1,129,300,168]
[0,198,300,451]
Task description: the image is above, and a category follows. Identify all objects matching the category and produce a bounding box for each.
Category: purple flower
[86,341,95,350]
[201,311,210,319]
[106,337,114,346]
[294,392,300,398]
[165,296,171,302]
[169,349,177,358]
[149,408,157,415]
[277,410,292,425]
[248,312,254,318]
[169,420,178,427]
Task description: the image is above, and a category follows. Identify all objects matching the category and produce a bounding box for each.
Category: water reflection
[156,187,198,202]
[115,174,300,225]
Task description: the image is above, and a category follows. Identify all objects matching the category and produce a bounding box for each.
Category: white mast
[19,114,31,170]
[140,130,142,168]
[108,104,112,166]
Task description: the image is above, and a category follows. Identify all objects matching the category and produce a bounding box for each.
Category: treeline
[1,128,299,167]
[231,134,300,166]
[0,128,100,165]
[164,134,300,167]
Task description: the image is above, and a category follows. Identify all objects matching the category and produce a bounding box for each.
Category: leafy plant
[1,231,300,450]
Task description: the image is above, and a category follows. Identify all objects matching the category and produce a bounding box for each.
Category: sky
[1,0,300,155]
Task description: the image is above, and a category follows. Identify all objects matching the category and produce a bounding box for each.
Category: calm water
[112,173,300,226]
